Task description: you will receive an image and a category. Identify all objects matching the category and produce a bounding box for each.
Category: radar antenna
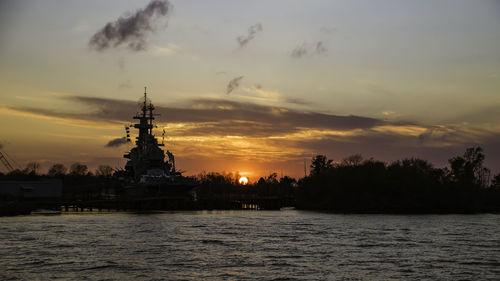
[125,125,131,142]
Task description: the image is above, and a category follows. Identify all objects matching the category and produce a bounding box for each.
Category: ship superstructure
[123,88,177,183]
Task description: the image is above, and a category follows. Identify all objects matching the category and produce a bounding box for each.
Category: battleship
[119,88,198,195]
[0,88,293,214]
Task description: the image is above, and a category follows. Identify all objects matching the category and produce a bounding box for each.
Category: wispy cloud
[152,43,180,55]
[238,86,282,102]
[291,43,308,58]
[285,97,314,106]
[226,76,244,94]
[237,23,263,47]
[4,95,383,135]
[232,85,314,107]
[5,95,500,172]
[5,94,500,167]
[315,41,327,55]
[291,41,328,58]
[105,137,128,147]
[89,0,171,51]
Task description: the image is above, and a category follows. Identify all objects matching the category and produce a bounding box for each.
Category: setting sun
[239,176,249,185]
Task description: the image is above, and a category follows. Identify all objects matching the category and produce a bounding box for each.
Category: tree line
[1,147,499,213]
[0,162,115,179]
[298,147,500,212]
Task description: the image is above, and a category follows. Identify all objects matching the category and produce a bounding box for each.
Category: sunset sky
[1,0,499,179]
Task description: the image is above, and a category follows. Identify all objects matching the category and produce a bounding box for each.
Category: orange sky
[1,0,499,179]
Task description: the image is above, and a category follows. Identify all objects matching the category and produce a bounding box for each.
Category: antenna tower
[0,151,14,172]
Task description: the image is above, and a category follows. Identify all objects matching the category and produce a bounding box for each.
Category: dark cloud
[291,43,307,58]
[451,105,500,125]
[237,23,263,47]
[315,41,327,55]
[418,127,445,145]
[226,76,244,94]
[105,137,128,147]
[8,95,500,172]
[291,41,328,58]
[89,0,171,51]
[285,97,314,106]
[6,96,135,124]
[291,132,500,172]
[167,98,383,132]
[8,95,385,136]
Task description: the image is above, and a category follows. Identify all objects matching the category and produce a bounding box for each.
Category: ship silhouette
[119,88,198,195]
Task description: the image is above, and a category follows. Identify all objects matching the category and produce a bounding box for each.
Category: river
[1,210,499,280]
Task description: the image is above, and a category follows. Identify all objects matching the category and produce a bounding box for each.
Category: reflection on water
[1,211,499,280]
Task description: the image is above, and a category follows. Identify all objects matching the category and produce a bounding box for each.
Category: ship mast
[133,87,154,154]
[124,87,169,180]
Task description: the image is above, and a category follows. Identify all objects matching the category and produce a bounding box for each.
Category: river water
[1,210,499,280]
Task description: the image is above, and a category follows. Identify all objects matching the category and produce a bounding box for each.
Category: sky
[0,0,499,180]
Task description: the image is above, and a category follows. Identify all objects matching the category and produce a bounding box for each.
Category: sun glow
[239,176,249,185]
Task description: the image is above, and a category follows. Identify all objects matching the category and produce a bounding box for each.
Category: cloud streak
[5,95,384,135]
[5,95,500,174]
[237,23,263,47]
[6,95,499,152]
[105,137,128,147]
[226,76,244,94]
[89,0,171,51]
[291,43,307,58]
[291,41,328,58]
[315,41,327,55]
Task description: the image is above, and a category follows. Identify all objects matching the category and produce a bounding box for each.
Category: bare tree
[95,165,113,177]
[70,163,88,176]
[310,155,333,175]
[23,162,40,175]
[341,154,363,166]
[48,163,67,176]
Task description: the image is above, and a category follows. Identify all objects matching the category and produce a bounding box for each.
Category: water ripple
[1,211,499,280]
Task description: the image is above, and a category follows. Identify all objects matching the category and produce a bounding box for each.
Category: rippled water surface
[1,211,499,280]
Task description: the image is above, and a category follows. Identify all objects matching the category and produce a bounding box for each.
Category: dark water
[1,211,499,280]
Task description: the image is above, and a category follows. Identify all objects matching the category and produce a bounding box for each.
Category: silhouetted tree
[254,173,283,197]
[196,172,243,199]
[491,174,500,189]
[7,169,24,177]
[95,165,113,177]
[388,158,441,184]
[279,176,296,186]
[310,155,333,175]
[48,163,67,177]
[449,147,490,187]
[295,147,500,212]
[266,173,279,184]
[279,176,297,201]
[23,162,40,175]
[257,177,266,185]
[69,163,88,176]
[341,154,363,166]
